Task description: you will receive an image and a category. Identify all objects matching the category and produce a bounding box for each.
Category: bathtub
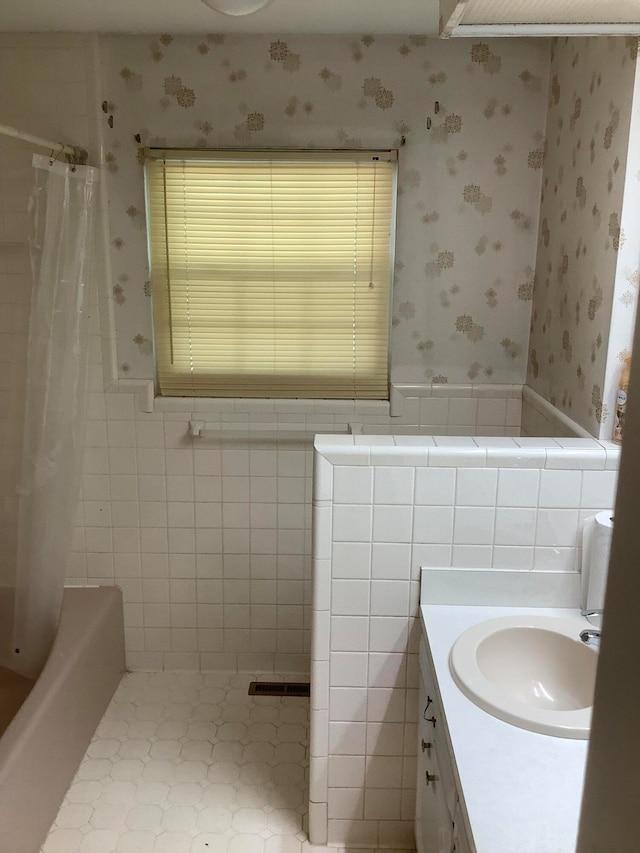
[0,586,125,853]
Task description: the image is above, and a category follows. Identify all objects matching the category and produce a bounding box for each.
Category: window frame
[143,147,398,401]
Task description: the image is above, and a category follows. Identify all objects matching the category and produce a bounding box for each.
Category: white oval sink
[450,615,598,739]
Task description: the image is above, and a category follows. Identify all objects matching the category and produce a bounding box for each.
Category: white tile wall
[62,188,603,687]
[72,390,321,673]
[71,383,528,674]
[521,385,590,439]
[309,435,619,848]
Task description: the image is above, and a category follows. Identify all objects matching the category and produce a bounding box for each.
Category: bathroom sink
[449,614,598,739]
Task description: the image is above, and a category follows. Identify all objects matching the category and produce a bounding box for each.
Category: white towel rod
[189,419,347,441]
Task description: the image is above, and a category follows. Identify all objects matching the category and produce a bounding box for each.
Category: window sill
[104,378,392,418]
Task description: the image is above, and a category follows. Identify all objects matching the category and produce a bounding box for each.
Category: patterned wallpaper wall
[527,37,638,436]
[602,53,640,441]
[99,34,550,387]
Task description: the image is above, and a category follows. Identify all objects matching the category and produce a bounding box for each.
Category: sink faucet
[580,609,602,647]
[581,608,603,628]
[580,628,601,648]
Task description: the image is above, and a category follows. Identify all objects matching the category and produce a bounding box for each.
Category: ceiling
[0,0,441,35]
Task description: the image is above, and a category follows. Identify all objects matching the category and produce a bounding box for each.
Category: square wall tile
[364,788,402,820]
[414,468,456,505]
[107,421,136,448]
[373,467,415,504]
[332,505,373,543]
[328,755,366,788]
[477,398,507,426]
[538,470,583,508]
[165,449,194,476]
[368,652,406,688]
[369,617,409,653]
[370,581,409,617]
[379,819,416,848]
[533,546,577,571]
[448,398,478,428]
[333,466,373,504]
[372,505,413,543]
[330,687,368,722]
[331,617,369,652]
[493,545,534,570]
[331,580,369,616]
[329,721,367,755]
[371,542,411,580]
[411,543,452,571]
[138,477,167,504]
[451,544,493,568]
[330,652,368,687]
[365,755,403,788]
[109,475,138,501]
[456,468,498,506]
[497,468,540,507]
[453,507,495,545]
[419,397,449,426]
[413,507,454,544]
[136,449,165,475]
[327,788,364,821]
[331,542,371,579]
[494,508,537,546]
[366,688,406,722]
[327,818,377,847]
[366,722,405,757]
[581,470,618,509]
[535,509,580,547]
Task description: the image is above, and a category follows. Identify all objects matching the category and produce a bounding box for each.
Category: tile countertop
[420,604,590,853]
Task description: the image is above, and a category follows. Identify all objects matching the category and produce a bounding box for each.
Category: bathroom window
[144,149,396,399]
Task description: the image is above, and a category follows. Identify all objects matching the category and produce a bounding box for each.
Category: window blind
[145,150,396,399]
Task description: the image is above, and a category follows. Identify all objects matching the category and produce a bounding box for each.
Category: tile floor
[41,671,415,853]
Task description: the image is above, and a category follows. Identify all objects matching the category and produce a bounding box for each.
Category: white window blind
[145,150,396,399]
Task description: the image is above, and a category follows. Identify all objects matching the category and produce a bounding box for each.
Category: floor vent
[248,681,310,697]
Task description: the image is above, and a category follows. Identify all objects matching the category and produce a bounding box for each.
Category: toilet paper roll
[582,512,614,611]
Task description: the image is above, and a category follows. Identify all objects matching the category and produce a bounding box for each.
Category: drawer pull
[424,713,437,727]
[421,738,432,752]
[425,770,437,785]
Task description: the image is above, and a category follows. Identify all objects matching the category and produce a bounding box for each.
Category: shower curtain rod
[0,122,86,161]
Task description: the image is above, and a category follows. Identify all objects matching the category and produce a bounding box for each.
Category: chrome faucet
[579,628,601,648]
[580,608,603,619]
[580,609,603,646]
[581,608,603,628]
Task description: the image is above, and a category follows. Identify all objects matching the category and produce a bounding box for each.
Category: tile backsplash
[309,435,618,847]
[72,381,529,674]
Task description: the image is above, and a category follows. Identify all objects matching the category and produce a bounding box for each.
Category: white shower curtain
[12,154,97,679]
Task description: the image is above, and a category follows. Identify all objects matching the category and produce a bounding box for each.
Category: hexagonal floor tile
[40,671,336,853]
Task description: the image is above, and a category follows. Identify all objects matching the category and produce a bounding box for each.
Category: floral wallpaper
[602,51,640,441]
[99,34,550,387]
[527,37,638,437]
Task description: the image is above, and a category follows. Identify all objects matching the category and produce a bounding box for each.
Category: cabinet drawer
[419,637,456,819]
[452,794,475,853]
[418,672,454,853]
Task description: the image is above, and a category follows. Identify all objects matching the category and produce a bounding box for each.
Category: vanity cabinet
[417,634,475,853]
[418,598,590,853]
